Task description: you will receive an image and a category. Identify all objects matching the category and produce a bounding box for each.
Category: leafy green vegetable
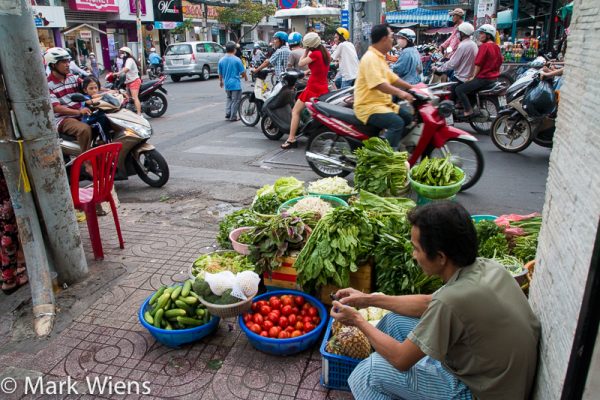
[512,235,538,263]
[410,155,464,186]
[353,190,415,216]
[191,251,255,277]
[251,177,306,214]
[493,255,524,276]
[273,177,305,201]
[217,209,262,249]
[474,220,510,259]
[354,138,409,196]
[236,231,254,245]
[251,193,281,214]
[295,207,374,291]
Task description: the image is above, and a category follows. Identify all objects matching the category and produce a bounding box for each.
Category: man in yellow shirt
[354,24,415,148]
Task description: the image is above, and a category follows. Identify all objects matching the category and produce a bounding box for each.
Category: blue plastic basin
[139,293,220,348]
[238,289,327,356]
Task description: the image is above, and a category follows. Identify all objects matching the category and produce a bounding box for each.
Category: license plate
[172,59,183,66]
[445,115,454,125]
[498,96,507,107]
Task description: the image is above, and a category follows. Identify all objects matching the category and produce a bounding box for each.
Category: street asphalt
[115,75,551,216]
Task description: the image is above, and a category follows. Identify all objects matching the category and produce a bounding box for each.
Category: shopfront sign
[128,0,147,15]
[68,0,119,13]
[400,0,418,10]
[340,9,349,29]
[32,5,66,28]
[153,0,183,22]
[154,21,183,29]
[476,0,497,28]
[79,29,93,39]
[181,1,220,20]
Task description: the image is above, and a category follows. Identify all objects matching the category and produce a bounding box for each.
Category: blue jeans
[225,90,242,120]
[335,76,343,89]
[348,313,472,400]
[341,79,355,88]
[367,108,414,148]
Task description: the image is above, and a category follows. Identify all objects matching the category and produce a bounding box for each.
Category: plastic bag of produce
[231,270,261,300]
[204,271,235,295]
[523,80,556,117]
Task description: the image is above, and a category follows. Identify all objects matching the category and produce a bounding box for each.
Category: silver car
[163,41,226,82]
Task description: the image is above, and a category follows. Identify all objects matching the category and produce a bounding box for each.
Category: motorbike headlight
[109,117,152,139]
[437,100,455,118]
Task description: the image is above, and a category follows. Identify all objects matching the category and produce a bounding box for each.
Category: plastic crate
[319,317,363,391]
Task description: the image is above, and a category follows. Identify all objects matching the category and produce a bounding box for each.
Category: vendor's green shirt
[408,258,540,400]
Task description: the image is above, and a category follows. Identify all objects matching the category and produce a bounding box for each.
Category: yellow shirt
[354,46,400,124]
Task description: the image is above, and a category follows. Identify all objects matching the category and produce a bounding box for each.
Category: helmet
[273,31,288,43]
[150,47,156,52]
[89,52,96,57]
[43,47,71,66]
[288,32,303,46]
[336,27,350,41]
[303,32,321,49]
[119,46,133,57]
[396,28,416,43]
[457,22,475,36]
[478,24,496,38]
[253,43,261,49]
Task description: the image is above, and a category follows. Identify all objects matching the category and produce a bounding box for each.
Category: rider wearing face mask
[391,29,422,85]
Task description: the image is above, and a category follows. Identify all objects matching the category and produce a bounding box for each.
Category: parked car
[163,41,226,82]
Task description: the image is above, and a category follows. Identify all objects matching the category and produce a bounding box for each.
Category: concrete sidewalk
[0,198,352,399]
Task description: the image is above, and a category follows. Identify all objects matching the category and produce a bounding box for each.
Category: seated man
[331,201,540,400]
[44,47,92,153]
[354,24,415,148]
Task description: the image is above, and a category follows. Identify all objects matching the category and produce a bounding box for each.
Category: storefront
[181,1,222,43]
[153,0,183,47]
[106,0,154,67]
[31,5,67,51]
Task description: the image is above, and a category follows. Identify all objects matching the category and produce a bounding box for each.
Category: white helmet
[478,24,496,38]
[303,32,321,49]
[43,47,71,66]
[150,47,156,52]
[457,22,475,36]
[119,46,133,57]
[396,28,416,43]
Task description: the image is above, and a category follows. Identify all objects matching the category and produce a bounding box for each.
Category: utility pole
[136,0,145,74]
[203,3,209,41]
[0,75,55,337]
[0,0,88,283]
[546,0,559,53]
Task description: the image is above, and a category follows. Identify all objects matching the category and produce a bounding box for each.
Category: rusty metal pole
[0,0,88,283]
[0,76,55,336]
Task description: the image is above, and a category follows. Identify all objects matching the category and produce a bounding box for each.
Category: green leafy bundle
[410,155,464,186]
[354,138,409,196]
[475,220,510,259]
[217,209,262,249]
[295,207,374,291]
[251,177,306,214]
[512,235,538,263]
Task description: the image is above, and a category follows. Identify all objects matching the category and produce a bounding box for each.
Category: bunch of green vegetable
[251,177,306,214]
[475,220,510,259]
[247,213,313,275]
[192,277,241,305]
[512,235,538,263]
[191,251,255,278]
[410,155,464,186]
[143,282,212,330]
[354,138,409,196]
[493,255,525,276]
[217,208,262,249]
[295,207,375,291]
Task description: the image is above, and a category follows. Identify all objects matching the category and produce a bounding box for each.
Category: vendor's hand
[330,301,364,327]
[335,287,371,308]
[79,107,92,116]
[400,91,415,102]
[219,80,224,88]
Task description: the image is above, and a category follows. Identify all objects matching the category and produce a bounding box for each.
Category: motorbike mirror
[70,93,88,102]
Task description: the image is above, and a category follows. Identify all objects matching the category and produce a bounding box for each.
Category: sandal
[281,140,298,150]
[2,272,28,295]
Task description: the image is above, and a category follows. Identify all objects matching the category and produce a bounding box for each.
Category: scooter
[304,84,484,191]
[238,68,275,127]
[65,93,169,188]
[105,73,168,118]
[490,71,557,153]
[147,62,164,80]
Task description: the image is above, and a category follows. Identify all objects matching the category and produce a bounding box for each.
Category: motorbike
[65,93,169,188]
[105,72,168,118]
[490,70,557,153]
[147,62,164,80]
[238,68,275,127]
[304,84,484,191]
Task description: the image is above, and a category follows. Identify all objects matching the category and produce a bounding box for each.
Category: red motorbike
[304,84,484,191]
[105,72,168,118]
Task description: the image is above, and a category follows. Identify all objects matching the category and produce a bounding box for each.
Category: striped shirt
[269,46,291,78]
[48,73,82,128]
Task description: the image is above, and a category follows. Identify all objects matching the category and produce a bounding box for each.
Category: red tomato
[281,296,294,307]
[302,302,311,310]
[260,305,271,316]
[268,327,279,338]
[281,305,293,316]
[278,316,289,329]
[246,322,255,330]
[295,321,304,331]
[243,313,252,323]
[291,307,299,315]
[300,310,307,317]
[250,324,262,334]
[294,295,305,307]
[312,317,321,325]
[304,322,315,332]
[268,296,279,303]
[263,320,274,330]
[256,300,268,308]
[267,312,279,324]
[291,330,303,338]
[303,316,313,324]
[288,314,297,325]
[253,313,264,325]
[260,331,269,337]
[269,297,282,310]
[308,307,318,317]
[271,309,281,318]
[278,331,290,339]
[285,326,295,333]
[251,303,259,312]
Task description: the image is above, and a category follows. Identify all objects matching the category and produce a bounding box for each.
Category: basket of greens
[190,251,255,280]
[409,155,465,199]
[229,226,256,255]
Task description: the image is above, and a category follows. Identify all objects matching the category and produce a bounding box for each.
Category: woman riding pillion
[391,29,422,85]
[281,32,330,150]
[118,46,142,115]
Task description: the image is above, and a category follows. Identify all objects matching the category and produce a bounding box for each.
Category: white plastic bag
[231,271,260,300]
[204,271,235,295]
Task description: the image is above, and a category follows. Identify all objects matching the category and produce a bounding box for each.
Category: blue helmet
[273,31,288,43]
[288,32,302,46]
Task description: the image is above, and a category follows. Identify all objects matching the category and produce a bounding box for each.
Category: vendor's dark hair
[371,24,390,45]
[407,202,477,267]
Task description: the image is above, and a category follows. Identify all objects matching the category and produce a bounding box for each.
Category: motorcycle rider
[456,24,502,117]
[392,29,422,85]
[434,22,478,91]
[252,31,291,80]
[354,24,415,149]
[45,47,93,153]
[118,46,142,115]
[440,8,465,59]
[251,43,265,68]
[287,32,307,72]
[148,47,162,74]
[331,27,359,88]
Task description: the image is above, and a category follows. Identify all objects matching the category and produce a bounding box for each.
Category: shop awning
[424,26,454,35]
[386,7,450,28]
[496,9,535,29]
[274,6,342,18]
[62,23,107,36]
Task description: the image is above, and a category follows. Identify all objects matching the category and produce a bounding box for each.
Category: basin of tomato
[238,290,327,355]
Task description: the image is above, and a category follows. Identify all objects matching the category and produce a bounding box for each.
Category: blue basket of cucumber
[139,282,220,348]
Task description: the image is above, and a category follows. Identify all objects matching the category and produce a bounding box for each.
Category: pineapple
[326,324,372,359]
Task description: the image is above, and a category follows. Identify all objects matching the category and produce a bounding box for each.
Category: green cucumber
[175,300,193,315]
[144,311,154,325]
[165,321,173,330]
[164,309,187,318]
[153,309,164,329]
[176,316,204,326]
[195,308,205,317]
[180,296,198,305]
[181,280,192,297]
[171,286,182,300]
[149,286,166,305]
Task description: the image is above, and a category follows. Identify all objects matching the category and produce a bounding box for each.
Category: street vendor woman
[331,202,540,400]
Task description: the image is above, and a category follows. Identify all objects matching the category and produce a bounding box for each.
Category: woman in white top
[118,46,142,115]
[331,27,359,88]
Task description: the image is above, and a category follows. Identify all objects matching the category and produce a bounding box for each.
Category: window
[165,44,192,56]
[196,44,206,53]
[212,44,225,54]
